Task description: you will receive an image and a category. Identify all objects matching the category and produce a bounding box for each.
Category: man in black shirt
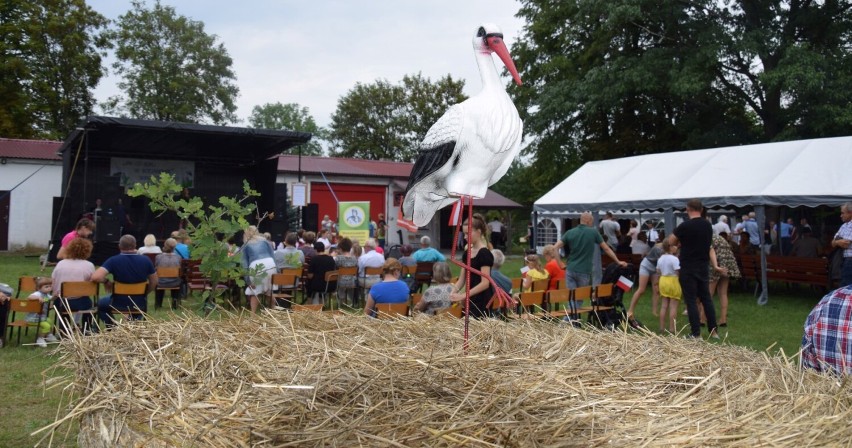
[669,199,726,339]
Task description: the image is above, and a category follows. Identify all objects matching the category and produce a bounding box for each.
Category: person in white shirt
[712,215,731,236]
[357,238,385,292]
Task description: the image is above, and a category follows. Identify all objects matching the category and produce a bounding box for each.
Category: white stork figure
[401,23,523,228]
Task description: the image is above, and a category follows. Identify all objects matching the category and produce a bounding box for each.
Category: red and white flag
[616,275,634,291]
[397,209,418,232]
[448,200,462,226]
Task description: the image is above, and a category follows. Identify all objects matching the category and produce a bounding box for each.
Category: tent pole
[756,205,769,305]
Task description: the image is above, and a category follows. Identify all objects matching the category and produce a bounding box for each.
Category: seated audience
[27,277,56,347]
[414,262,454,315]
[364,258,409,317]
[398,245,417,267]
[334,238,358,306]
[307,241,337,305]
[631,231,651,257]
[274,232,305,269]
[522,254,549,292]
[92,235,157,328]
[490,249,513,295]
[412,236,446,262]
[542,245,566,291]
[137,234,162,255]
[52,237,96,332]
[154,238,182,310]
[791,227,823,258]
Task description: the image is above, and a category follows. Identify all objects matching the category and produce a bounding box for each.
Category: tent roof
[534,137,852,214]
[58,116,312,164]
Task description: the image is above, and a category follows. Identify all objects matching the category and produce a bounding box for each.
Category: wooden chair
[271,273,299,309]
[335,265,358,308]
[360,266,383,301]
[7,298,45,346]
[375,302,409,319]
[512,291,546,319]
[542,288,571,319]
[315,270,339,309]
[16,276,38,298]
[143,253,158,266]
[410,293,423,307]
[155,266,182,310]
[181,259,207,295]
[291,303,323,312]
[530,278,549,292]
[279,267,303,303]
[511,278,523,293]
[55,281,99,334]
[571,285,594,317]
[111,281,148,321]
[439,304,463,318]
[555,278,566,290]
[413,262,435,293]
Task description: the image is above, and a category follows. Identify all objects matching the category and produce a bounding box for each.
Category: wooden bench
[736,254,831,291]
[601,253,642,276]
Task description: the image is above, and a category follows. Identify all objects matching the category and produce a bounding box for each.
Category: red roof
[0,138,62,160]
[277,154,521,208]
[277,155,413,178]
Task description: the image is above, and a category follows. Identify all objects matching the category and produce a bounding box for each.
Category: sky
[85,0,527,128]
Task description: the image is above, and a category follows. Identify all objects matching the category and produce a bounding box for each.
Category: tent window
[536,218,558,246]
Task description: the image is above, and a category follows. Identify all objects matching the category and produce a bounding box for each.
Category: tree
[128,173,261,302]
[103,0,238,124]
[510,0,852,198]
[328,73,466,162]
[248,102,325,156]
[0,0,108,139]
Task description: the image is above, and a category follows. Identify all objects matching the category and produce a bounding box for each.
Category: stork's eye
[477,27,485,37]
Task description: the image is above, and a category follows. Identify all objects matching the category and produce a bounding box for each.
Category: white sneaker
[44,333,58,343]
[35,337,47,348]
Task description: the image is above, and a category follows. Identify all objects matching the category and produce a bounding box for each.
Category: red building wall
[310,183,387,231]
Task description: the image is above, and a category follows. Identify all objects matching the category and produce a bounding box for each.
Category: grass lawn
[0,251,826,446]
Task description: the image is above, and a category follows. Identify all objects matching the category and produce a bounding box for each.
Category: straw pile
[41,312,852,447]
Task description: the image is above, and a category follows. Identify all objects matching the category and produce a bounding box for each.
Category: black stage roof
[58,116,312,163]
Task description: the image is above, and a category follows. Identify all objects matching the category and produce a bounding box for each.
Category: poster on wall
[338,201,369,242]
[110,157,195,188]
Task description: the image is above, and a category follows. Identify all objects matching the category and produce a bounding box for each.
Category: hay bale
[42,312,852,447]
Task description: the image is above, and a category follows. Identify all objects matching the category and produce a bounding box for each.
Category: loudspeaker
[268,220,286,245]
[302,203,318,232]
[96,220,121,242]
[273,183,288,223]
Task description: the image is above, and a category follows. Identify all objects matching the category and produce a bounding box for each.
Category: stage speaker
[273,183,288,223]
[268,220,286,245]
[96,220,121,242]
[302,203,318,232]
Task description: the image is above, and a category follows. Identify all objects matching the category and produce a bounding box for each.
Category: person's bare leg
[250,295,259,313]
[669,299,679,333]
[718,277,730,325]
[651,275,660,317]
[659,298,668,332]
[627,274,649,318]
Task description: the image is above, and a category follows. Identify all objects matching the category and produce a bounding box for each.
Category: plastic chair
[7,299,45,346]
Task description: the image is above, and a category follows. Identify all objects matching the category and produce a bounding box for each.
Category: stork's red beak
[487,35,522,86]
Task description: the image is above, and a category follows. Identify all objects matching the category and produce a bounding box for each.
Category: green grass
[0,252,826,446]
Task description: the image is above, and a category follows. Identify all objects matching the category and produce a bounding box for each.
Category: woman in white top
[137,234,162,255]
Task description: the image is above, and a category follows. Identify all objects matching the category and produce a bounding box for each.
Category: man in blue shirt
[412,236,446,262]
[92,235,158,328]
[743,212,761,253]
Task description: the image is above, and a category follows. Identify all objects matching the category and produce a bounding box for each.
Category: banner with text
[110,157,195,188]
[338,201,370,242]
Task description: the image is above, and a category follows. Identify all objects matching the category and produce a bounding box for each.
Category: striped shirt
[802,286,852,375]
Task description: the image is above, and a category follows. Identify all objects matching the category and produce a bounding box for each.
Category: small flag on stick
[448,200,462,226]
[616,275,634,291]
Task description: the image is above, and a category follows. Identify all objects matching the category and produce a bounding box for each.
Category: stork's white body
[403,24,523,228]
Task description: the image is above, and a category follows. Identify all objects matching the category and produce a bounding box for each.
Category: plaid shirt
[802,286,852,374]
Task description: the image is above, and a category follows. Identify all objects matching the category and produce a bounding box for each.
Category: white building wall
[0,159,62,249]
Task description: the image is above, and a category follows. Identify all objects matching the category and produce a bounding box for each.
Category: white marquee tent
[533,136,852,303]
